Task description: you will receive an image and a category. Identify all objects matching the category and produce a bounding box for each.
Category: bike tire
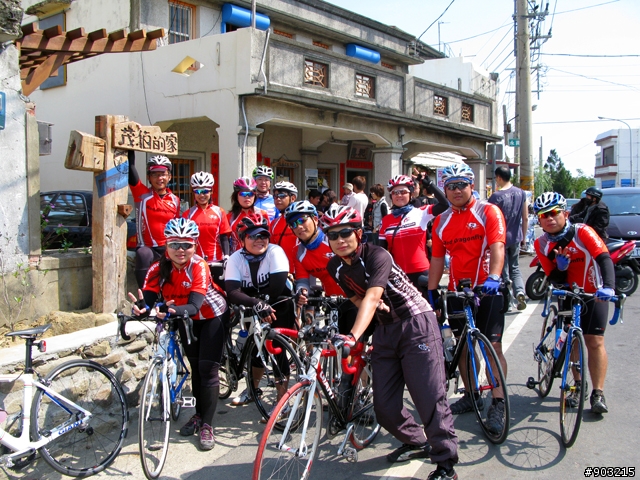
[466,331,510,444]
[31,360,128,477]
[525,269,548,301]
[615,270,638,296]
[537,305,558,398]
[253,380,323,480]
[348,361,380,450]
[219,347,235,400]
[139,358,171,479]
[247,333,304,427]
[559,329,586,448]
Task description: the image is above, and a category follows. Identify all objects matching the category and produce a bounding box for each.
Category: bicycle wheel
[219,342,236,400]
[559,329,586,448]
[348,361,380,449]
[31,360,128,477]
[247,333,303,425]
[253,381,323,480]
[139,358,171,479]
[537,305,558,398]
[466,331,510,444]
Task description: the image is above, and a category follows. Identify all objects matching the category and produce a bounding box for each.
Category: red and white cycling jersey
[535,223,608,293]
[227,208,271,252]
[130,181,180,247]
[432,198,506,290]
[270,215,298,274]
[143,254,227,320]
[379,205,435,274]
[293,236,345,296]
[184,204,232,262]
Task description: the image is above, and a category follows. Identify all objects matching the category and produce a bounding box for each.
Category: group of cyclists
[126,153,616,480]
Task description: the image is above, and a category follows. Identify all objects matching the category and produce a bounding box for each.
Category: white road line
[381,302,540,479]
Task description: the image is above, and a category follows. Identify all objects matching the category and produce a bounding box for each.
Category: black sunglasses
[445,182,470,191]
[326,228,357,241]
[247,232,270,241]
[274,192,290,199]
[167,242,195,251]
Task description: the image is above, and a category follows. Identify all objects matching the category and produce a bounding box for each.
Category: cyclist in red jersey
[183,172,231,288]
[269,181,298,273]
[427,163,509,436]
[128,152,181,287]
[128,218,228,451]
[322,205,458,480]
[227,176,270,253]
[380,173,448,297]
[533,192,615,414]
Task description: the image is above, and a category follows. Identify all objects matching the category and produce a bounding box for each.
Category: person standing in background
[350,176,369,218]
[369,183,389,245]
[341,183,354,206]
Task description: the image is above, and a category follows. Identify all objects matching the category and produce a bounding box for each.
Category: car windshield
[604,193,640,215]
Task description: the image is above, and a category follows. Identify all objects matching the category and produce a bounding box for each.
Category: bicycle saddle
[5,324,52,338]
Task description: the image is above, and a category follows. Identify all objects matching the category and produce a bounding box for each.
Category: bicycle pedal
[181,397,196,408]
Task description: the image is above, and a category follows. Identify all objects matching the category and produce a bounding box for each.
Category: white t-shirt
[225,244,290,290]
[349,192,369,218]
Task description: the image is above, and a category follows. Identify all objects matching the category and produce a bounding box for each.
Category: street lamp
[598,116,633,187]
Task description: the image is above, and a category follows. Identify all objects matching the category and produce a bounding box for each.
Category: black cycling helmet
[585,186,603,201]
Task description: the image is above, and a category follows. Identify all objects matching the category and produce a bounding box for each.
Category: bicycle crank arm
[337,423,359,463]
[180,397,196,408]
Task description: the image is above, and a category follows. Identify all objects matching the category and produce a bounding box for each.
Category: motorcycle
[525,238,640,300]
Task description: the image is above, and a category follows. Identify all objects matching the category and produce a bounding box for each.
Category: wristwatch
[488,274,501,282]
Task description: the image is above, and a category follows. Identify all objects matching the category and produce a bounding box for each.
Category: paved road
[8,259,640,480]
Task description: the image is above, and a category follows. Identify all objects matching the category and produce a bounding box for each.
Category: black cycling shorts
[445,294,505,344]
[559,295,608,336]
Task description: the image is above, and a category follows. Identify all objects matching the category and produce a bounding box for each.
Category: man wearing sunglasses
[252,165,278,221]
[322,204,459,480]
[427,163,509,436]
[269,181,299,273]
[533,192,615,414]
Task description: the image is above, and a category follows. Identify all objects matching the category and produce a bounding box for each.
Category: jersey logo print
[467,222,479,229]
[182,281,192,289]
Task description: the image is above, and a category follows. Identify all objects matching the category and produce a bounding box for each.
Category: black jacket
[569,200,609,240]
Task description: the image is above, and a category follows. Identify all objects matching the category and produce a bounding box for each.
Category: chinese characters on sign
[113,121,178,155]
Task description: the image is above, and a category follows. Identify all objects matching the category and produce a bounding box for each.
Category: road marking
[381,302,541,479]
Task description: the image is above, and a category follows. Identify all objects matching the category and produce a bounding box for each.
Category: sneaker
[427,466,458,480]
[231,389,253,406]
[449,392,483,415]
[564,391,580,408]
[486,401,505,435]
[590,390,609,414]
[179,414,202,436]
[386,442,431,463]
[199,423,215,451]
[516,293,527,311]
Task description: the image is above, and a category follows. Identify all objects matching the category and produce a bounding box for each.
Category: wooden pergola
[17,21,165,96]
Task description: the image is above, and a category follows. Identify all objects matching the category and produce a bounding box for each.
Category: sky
[325,0,640,176]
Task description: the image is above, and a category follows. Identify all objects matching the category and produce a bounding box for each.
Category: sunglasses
[327,228,357,241]
[193,189,211,195]
[247,232,270,241]
[238,191,255,198]
[391,189,411,196]
[288,215,310,229]
[149,171,169,178]
[167,242,195,251]
[445,182,470,191]
[538,208,564,219]
[274,192,290,199]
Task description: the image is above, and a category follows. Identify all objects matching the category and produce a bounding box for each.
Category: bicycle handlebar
[542,285,626,326]
[117,304,198,345]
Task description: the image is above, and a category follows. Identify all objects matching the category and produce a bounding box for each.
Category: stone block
[83,340,111,358]
[124,339,147,353]
[34,355,83,377]
[94,351,125,367]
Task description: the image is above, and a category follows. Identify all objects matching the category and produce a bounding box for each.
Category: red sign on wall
[346,160,373,170]
[210,153,219,205]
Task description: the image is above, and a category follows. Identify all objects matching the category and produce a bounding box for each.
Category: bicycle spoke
[559,330,586,448]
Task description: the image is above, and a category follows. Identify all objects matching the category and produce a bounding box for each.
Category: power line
[541,53,640,58]
[479,26,514,69]
[554,0,620,15]
[535,118,640,124]
[417,0,456,41]
[447,21,511,44]
[548,67,640,91]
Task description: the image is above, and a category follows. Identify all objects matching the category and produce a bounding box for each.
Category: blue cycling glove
[482,276,501,295]
[427,289,441,311]
[556,254,570,271]
[595,287,615,301]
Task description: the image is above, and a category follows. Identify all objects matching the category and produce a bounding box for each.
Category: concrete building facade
[595,128,640,188]
[23,0,500,211]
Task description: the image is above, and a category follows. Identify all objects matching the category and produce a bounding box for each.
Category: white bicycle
[0,324,129,477]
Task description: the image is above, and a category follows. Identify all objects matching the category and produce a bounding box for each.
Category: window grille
[434,95,448,116]
[169,1,195,44]
[304,60,328,88]
[461,103,474,122]
[355,74,375,99]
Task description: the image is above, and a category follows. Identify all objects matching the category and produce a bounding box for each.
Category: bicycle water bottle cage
[457,278,472,291]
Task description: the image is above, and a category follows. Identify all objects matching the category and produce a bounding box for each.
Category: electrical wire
[548,67,640,91]
[554,0,620,15]
[541,53,640,58]
[479,26,514,70]
[417,0,457,41]
[447,21,511,44]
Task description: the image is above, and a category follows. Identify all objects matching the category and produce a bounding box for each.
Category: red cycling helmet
[236,213,269,239]
[387,174,414,192]
[319,204,362,232]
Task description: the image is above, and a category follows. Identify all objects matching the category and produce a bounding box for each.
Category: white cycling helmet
[164,218,199,239]
[147,155,172,172]
[441,163,474,185]
[274,181,298,196]
[387,175,414,192]
[284,200,318,221]
[252,165,274,179]
[533,192,567,214]
[190,171,215,189]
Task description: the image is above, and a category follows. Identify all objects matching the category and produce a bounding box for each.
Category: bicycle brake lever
[117,313,131,342]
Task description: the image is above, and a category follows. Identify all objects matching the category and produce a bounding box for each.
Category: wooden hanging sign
[112,121,178,155]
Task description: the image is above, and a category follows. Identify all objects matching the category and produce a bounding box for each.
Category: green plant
[41,203,70,250]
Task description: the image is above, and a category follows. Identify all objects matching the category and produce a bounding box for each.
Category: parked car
[603,187,640,257]
[41,191,137,250]
[565,198,580,210]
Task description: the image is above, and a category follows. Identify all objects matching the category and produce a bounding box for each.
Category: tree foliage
[534,149,595,199]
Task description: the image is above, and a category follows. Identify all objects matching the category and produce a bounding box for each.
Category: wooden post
[93,115,129,313]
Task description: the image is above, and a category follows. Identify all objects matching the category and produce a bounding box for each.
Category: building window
[168,158,195,210]
[273,29,293,38]
[313,40,330,50]
[434,95,448,116]
[304,60,328,88]
[169,0,195,44]
[461,102,474,123]
[381,61,395,70]
[355,73,375,99]
[603,146,615,165]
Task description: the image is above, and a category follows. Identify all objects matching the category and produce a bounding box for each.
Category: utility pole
[516,0,534,193]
